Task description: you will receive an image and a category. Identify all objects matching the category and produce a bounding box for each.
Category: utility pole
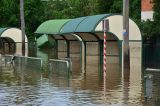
[123,0,130,69]
[20,0,25,56]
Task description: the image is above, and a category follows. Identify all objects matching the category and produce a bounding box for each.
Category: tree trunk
[20,0,25,56]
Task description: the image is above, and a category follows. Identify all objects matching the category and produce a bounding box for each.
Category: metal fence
[14,56,43,70]
[49,58,72,77]
[144,69,160,105]
[143,44,160,68]
[0,55,43,70]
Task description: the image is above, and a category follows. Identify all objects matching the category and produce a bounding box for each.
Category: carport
[35,14,142,73]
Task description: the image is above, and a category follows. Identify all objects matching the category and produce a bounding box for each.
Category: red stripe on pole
[103,20,107,76]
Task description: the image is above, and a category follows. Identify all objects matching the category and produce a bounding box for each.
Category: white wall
[1,28,28,55]
[141,11,154,21]
[95,15,142,41]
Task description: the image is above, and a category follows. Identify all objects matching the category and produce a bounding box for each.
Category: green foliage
[24,0,45,41]
[130,0,141,23]
[110,0,122,13]
[0,0,20,27]
[141,20,156,41]
[97,0,114,13]
[141,0,160,41]
[1,0,159,41]
[43,0,99,19]
[153,0,160,35]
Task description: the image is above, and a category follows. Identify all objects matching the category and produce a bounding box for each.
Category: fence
[49,58,72,77]
[0,55,43,70]
[144,69,160,105]
[143,43,160,68]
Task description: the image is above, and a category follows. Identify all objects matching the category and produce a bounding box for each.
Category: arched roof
[0,28,28,42]
[60,14,112,33]
[60,17,86,34]
[0,28,7,35]
[35,14,142,41]
[35,19,71,34]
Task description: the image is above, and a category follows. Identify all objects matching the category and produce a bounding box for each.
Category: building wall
[141,0,153,21]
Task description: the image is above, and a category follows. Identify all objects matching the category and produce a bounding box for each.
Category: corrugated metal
[60,14,111,34]
[75,14,111,32]
[35,19,71,34]
[60,17,87,34]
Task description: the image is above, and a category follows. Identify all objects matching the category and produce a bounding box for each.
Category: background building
[141,0,153,21]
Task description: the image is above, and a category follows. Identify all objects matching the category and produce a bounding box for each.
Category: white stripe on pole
[103,19,109,97]
[103,20,108,78]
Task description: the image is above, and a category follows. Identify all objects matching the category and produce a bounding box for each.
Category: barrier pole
[103,20,107,79]
[103,19,108,98]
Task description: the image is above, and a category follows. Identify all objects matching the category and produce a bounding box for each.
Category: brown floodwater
[0,44,160,106]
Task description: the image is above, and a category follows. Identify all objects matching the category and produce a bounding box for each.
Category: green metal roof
[35,19,71,34]
[0,28,7,36]
[60,17,87,34]
[35,14,113,35]
[75,14,111,32]
[60,14,112,34]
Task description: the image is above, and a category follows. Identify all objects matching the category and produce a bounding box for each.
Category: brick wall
[141,0,153,11]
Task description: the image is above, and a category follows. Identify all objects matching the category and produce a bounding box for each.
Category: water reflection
[0,43,156,106]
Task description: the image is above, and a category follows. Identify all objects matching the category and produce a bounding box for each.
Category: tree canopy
[0,0,159,41]
[141,0,160,41]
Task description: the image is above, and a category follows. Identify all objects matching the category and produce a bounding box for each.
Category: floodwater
[0,44,160,106]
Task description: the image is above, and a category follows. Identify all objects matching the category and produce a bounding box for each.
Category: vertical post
[0,38,4,54]
[144,74,153,99]
[9,42,11,53]
[84,41,86,72]
[66,41,70,58]
[56,40,58,59]
[103,19,109,97]
[99,40,103,78]
[123,0,130,69]
[20,0,26,56]
[103,20,107,84]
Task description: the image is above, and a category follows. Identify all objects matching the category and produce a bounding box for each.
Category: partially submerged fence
[0,55,43,70]
[0,55,72,77]
[144,68,160,105]
[14,56,43,70]
[49,58,72,76]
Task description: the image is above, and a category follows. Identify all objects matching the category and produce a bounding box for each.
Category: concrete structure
[141,0,153,21]
[0,28,28,55]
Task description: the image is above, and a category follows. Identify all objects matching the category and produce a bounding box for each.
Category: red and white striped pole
[103,19,108,97]
[103,20,107,78]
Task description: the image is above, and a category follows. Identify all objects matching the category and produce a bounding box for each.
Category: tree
[141,0,160,41]
[0,0,142,41]
[0,0,20,27]
[42,0,98,19]
[24,0,45,41]
[153,0,160,34]
[97,0,114,13]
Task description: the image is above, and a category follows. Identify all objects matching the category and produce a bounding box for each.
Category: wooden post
[123,0,130,69]
[20,0,26,56]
